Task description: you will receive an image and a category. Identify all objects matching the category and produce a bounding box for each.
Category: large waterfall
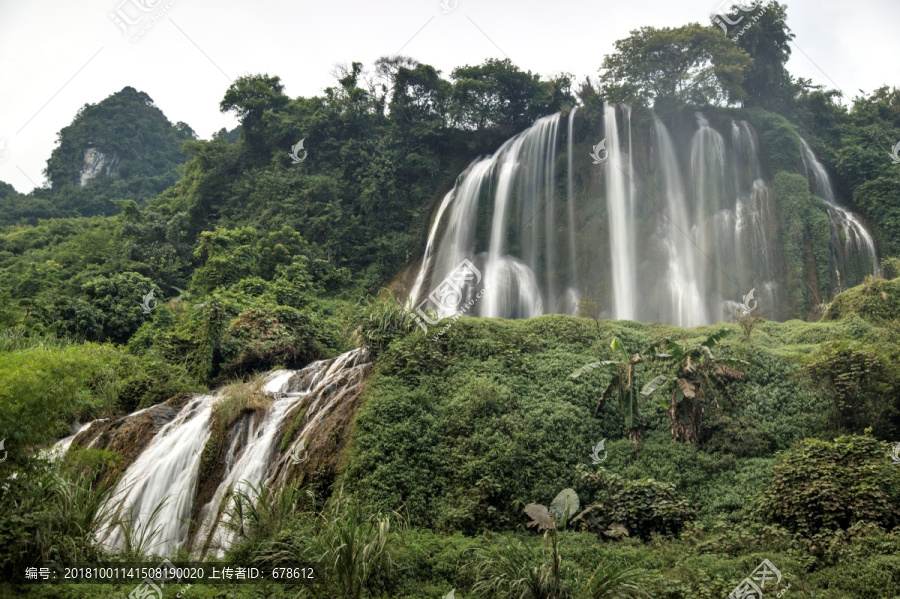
[409,106,878,325]
[57,349,370,558]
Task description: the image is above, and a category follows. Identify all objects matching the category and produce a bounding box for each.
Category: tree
[450,58,569,132]
[642,329,748,444]
[220,74,289,161]
[388,63,451,132]
[81,271,158,343]
[571,337,646,444]
[719,1,795,110]
[598,24,751,107]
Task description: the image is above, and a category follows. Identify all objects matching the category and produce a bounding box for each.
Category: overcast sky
[0,0,896,193]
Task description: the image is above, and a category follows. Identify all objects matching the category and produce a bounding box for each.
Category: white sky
[0,0,897,193]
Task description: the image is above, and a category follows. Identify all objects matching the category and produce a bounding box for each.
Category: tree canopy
[598,23,751,107]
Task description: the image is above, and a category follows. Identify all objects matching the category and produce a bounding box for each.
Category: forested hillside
[0,87,195,224]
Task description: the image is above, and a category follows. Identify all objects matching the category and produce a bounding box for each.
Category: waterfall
[58,349,370,558]
[800,139,879,286]
[408,188,458,308]
[605,104,637,320]
[414,115,565,319]
[101,395,214,556]
[407,109,878,326]
[566,106,579,309]
[655,118,708,326]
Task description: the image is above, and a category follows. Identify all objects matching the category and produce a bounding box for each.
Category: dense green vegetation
[1,1,899,597]
[0,87,195,224]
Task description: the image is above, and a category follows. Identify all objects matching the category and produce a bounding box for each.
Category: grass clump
[210,377,270,434]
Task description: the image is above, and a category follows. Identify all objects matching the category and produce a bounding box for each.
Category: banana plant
[571,337,646,444]
[641,329,749,445]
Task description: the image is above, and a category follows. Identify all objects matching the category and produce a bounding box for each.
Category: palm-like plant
[473,489,651,599]
[571,338,646,443]
[641,329,748,445]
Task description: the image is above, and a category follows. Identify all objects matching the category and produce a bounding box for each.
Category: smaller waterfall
[58,349,370,558]
[800,140,879,286]
[189,372,311,557]
[46,422,92,460]
[102,395,214,556]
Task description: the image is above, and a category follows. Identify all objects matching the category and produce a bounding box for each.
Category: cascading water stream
[566,106,579,309]
[800,139,879,285]
[604,104,637,320]
[58,349,370,558]
[655,118,708,326]
[101,395,214,556]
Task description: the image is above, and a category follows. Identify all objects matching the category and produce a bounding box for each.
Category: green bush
[756,434,900,535]
[882,256,900,280]
[575,465,695,539]
[823,275,900,322]
[804,341,900,439]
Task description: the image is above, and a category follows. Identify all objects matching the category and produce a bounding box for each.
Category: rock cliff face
[78,148,120,186]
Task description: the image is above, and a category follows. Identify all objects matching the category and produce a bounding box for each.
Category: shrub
[267,495,393,599]
[220,304,327,372]
[574,465,696,539]
[756,434,900,535]
[803,341,900,439]
[882,256,900,280]
[823,275,900,322]
[351,289,419,356]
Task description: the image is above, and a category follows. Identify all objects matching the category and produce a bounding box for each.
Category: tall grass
[579,559,652,599]
[0,325,74,353]
[265,493,393,599]
[0,460,120,573]
[471,532,652,599]
[210,377,270,433]
[350,289,418,354]
[226,481,305,544]
[114,498,170,560]
[472,533,572,599]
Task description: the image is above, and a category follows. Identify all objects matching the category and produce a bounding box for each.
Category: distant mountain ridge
[0,86,197,224]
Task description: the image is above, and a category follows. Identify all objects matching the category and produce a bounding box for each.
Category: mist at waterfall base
[409,105,879,327]
[55,349,370,558]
